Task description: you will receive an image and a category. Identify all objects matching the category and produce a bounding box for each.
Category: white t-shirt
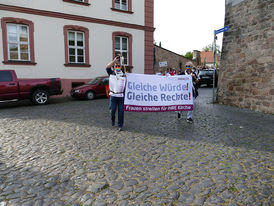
[109,71,126,97]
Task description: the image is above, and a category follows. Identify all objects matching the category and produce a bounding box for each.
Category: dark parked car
[197,69,218,87]
[70,76,109,100]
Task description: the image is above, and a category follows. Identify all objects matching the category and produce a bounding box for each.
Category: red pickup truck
[0,70,62,105]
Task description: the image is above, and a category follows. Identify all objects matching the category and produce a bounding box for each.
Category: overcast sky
[154,0,226,55]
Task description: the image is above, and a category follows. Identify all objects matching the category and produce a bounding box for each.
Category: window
[199,70,214,76]
[115,36,128,65]
[63,25,90,67]
[87,77,101,85]
[68,31,85,64]
[115,0,128,11]
[63,0,90,6]
[112,32,132,70]
[0,71,12,82]
[111,0,133,13]
[7,24,30,61]
[1,17,36,65]
[72,82,85,88]
[101,78,109,85]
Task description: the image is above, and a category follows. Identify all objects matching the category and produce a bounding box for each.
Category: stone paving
[0,88,273,206]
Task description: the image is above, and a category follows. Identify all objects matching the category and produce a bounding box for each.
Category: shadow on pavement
[0,88,273,153]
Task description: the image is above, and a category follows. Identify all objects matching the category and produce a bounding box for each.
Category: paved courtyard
[0,88,273,206]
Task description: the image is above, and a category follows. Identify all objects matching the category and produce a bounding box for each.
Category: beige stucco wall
[0,0,145,26]
[0,11,145,79]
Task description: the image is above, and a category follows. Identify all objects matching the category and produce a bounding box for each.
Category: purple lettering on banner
[124,105,193,112]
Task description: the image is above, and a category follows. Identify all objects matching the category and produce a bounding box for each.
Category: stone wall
[217,0,274,114]
[154,45,196,74]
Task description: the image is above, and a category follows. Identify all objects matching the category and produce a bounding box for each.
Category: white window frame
[115,0,128,11]
[115,36,128,66]
[7,23,30,61]
[68,31,85,64]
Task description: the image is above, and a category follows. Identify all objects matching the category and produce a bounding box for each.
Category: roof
[200,51,218,63]
[154,44,186,58]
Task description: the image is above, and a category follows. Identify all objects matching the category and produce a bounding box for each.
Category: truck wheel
[32,89,49,105]
[86,91,95,100]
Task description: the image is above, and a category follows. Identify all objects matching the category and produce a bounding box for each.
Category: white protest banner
[124,73,193,112]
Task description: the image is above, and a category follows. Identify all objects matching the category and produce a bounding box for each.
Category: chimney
[193,50,201,65]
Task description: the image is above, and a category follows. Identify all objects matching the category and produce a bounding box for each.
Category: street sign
[215,26,229,35]
[159,61,168,67]
[212,26,229,103]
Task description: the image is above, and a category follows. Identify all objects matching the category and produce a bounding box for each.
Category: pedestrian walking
[177,62,199,123]
[169,68,176,76]
[106,56,126,131]
[192,66,200,98]
[165,68,171,76]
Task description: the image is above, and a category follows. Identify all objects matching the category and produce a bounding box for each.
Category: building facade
[154,45,196,74]
[0,0,154,95]
[200,51,219,68]
[217,0,273,114]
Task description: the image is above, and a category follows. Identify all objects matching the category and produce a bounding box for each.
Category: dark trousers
[110,96,124,128]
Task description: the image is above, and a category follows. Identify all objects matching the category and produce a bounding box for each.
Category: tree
[202,44,213,51]
[203,57,207,66]
[215,44,221,55]
[185,51,193,60]
[203,44,221,54]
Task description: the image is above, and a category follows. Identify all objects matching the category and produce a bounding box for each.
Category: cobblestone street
[0,88,273,206]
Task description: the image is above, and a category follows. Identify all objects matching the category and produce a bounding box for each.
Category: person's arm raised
[121,56,127,75]
[106,56,120,69]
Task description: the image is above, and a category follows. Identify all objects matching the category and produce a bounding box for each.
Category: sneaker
[118,127,123,132]
[187,118,193,123]
[177,112,181,119]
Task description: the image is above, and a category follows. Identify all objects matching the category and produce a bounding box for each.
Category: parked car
[70,76,109,100]
[0,70,62,105]
[197,69,218,87]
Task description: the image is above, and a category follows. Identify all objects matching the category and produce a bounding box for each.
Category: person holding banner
[106,56,126,131]
[178,62,199,123]
[192,66,200,98]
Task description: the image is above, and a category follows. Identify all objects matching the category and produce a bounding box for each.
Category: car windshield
[101,78,109,85]
[87,77,101,85]
[200,70,213,75]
